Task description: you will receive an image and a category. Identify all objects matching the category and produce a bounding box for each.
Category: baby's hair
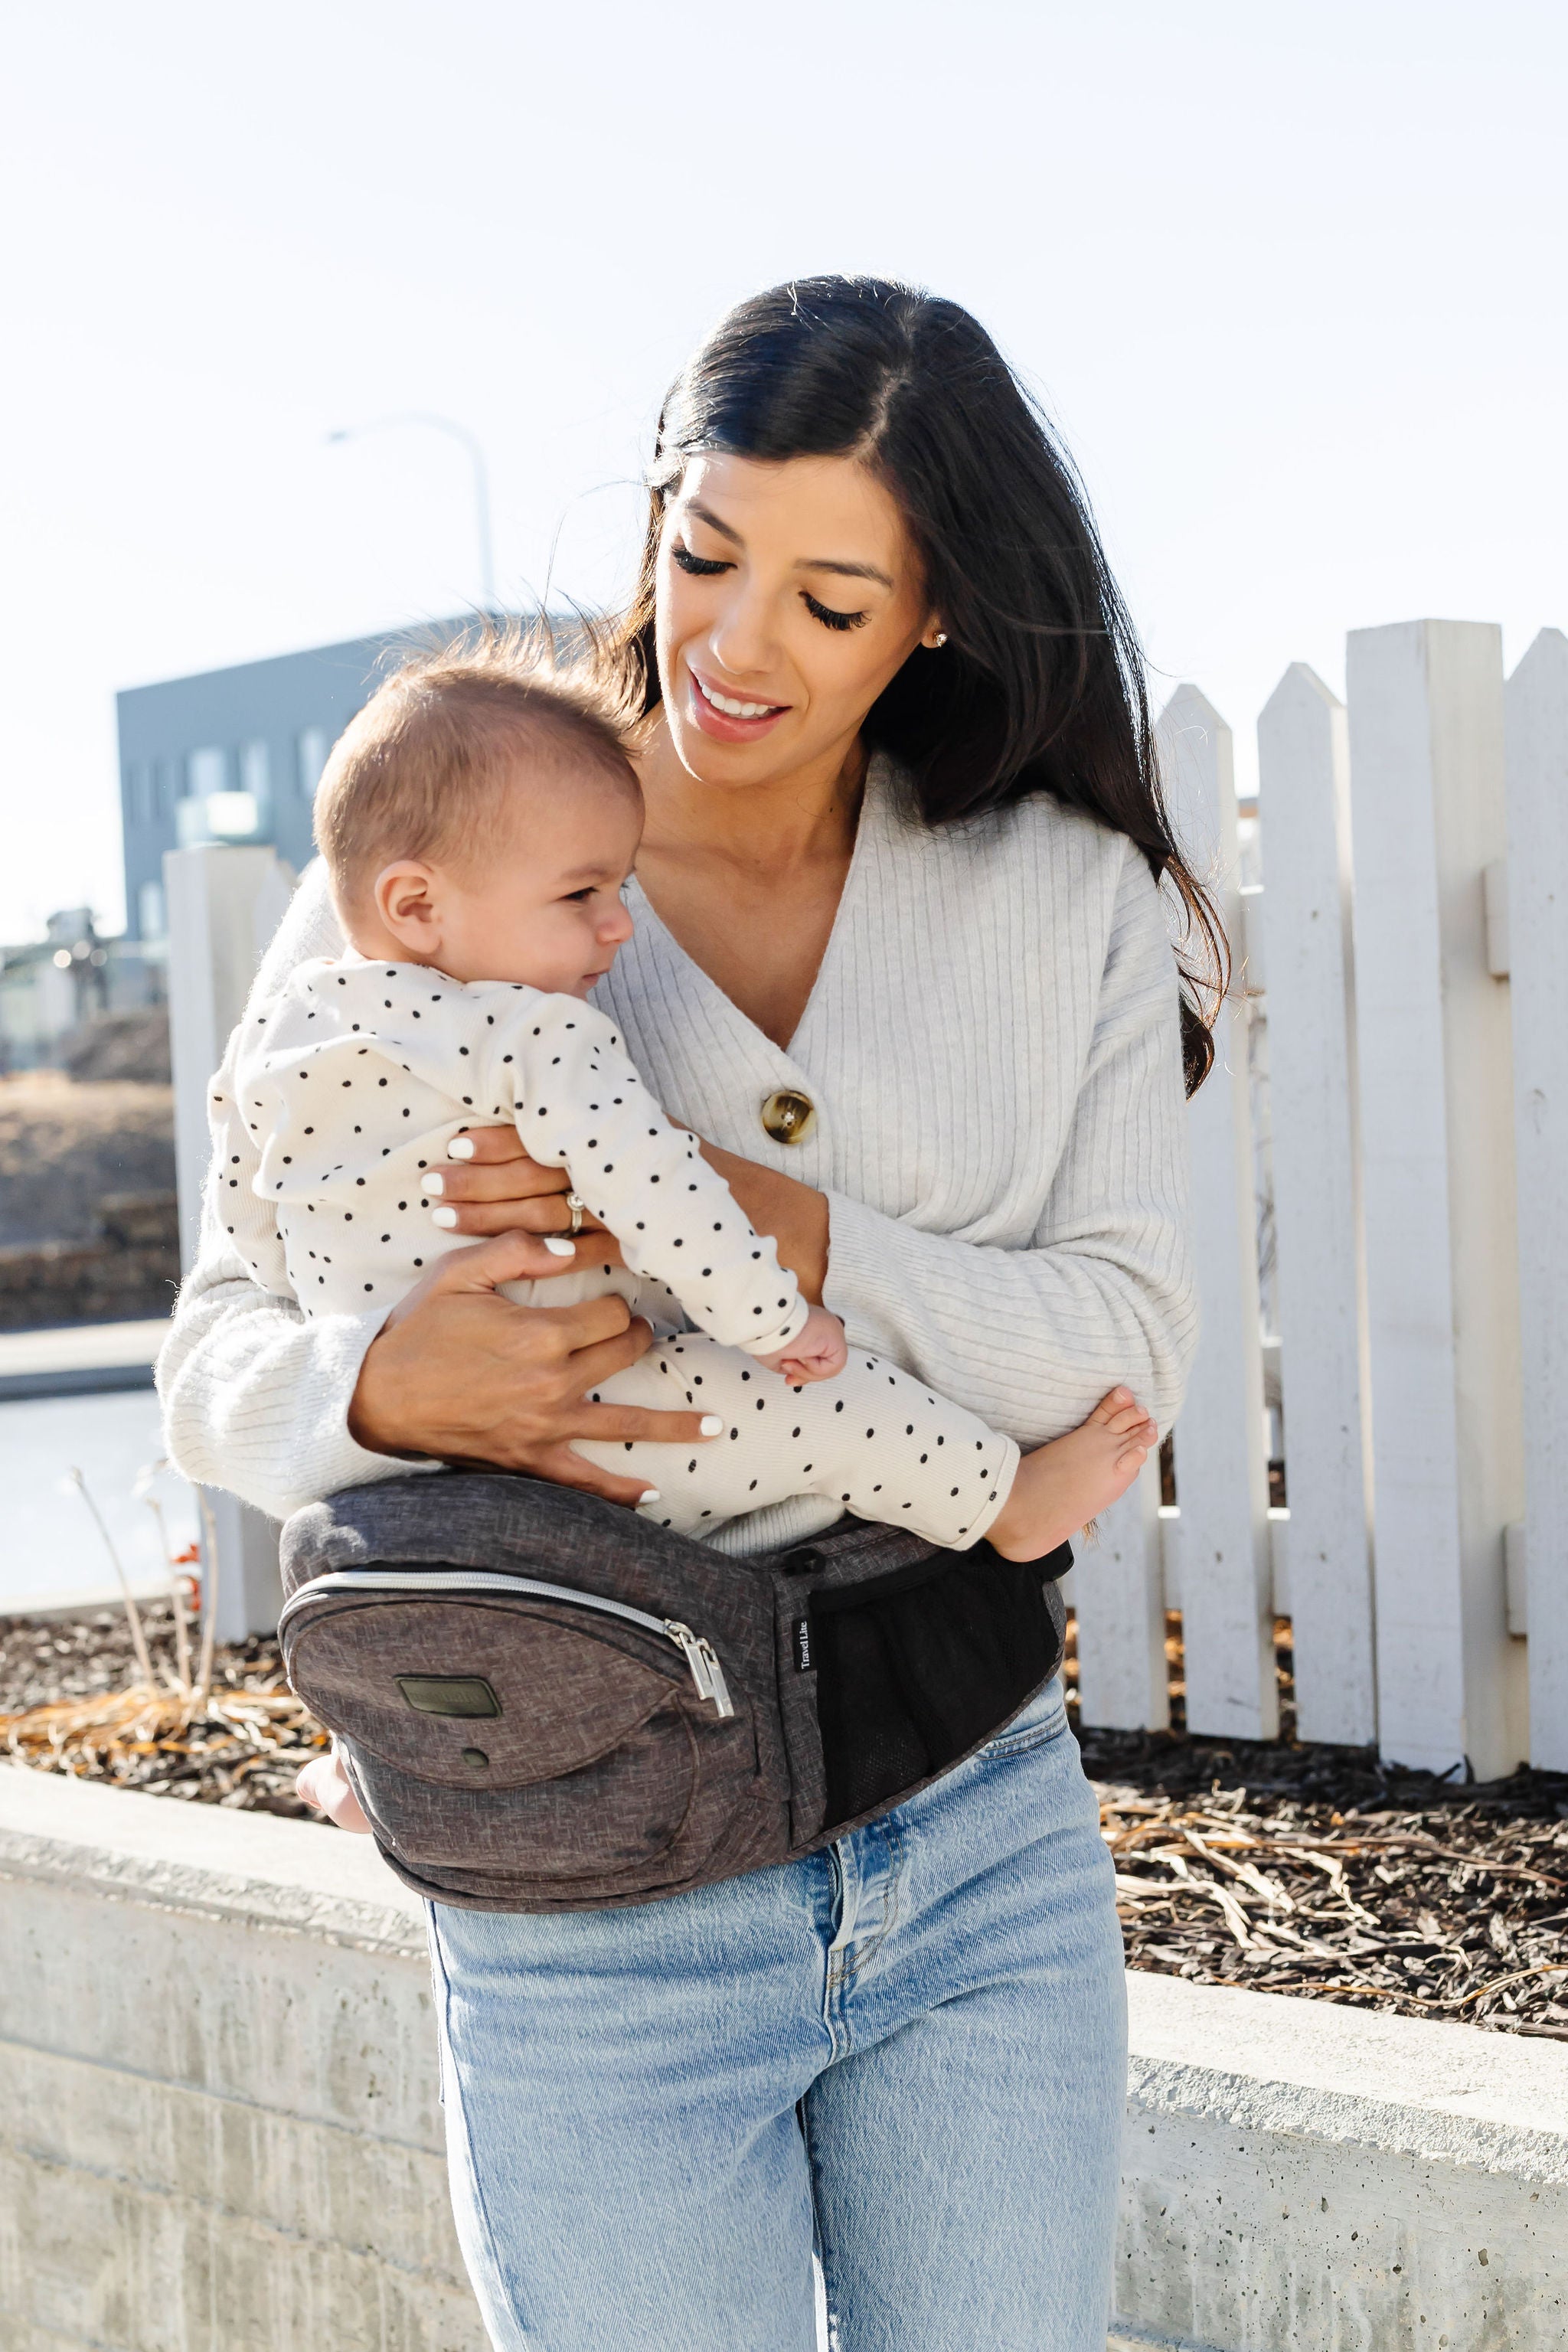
[313,619,639,915]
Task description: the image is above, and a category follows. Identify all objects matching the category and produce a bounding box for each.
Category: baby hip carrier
[279,1472,1070,1912]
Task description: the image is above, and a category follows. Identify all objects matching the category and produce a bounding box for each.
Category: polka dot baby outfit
[217,956,1018,1548]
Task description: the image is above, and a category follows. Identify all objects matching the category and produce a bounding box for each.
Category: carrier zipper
[279,1569,736,1717]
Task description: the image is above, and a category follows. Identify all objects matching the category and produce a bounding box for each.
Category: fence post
[1504,629,1568,1769]
[1074,1455,1169,1730]
[1345,622,1526,1779]
[1158,686,1276,1740]
[164,842,296,1642]
[1256,666,1377,1746]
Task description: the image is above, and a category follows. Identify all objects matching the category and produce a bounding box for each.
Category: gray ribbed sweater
[158,757,1197,1548]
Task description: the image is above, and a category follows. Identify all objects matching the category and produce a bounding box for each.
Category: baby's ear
[373,861,443,953]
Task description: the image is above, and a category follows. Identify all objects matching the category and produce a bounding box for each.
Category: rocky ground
[4,1598,1564,2035]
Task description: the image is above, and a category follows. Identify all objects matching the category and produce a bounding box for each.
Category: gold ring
[565,1193,586,1236]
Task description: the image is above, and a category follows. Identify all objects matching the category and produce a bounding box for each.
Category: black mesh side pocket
[808,1540,1070,1832]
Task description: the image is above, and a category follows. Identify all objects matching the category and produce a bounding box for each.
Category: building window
[139,880,166,939]
[188,746,227,799]
[240,739,271,800]
[296,727,328,799]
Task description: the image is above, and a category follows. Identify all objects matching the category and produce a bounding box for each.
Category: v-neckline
[624,754,887,1066]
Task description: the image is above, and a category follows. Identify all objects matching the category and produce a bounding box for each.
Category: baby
[217,639,1156,1583]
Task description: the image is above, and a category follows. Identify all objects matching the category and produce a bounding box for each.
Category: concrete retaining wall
[1116,1972,1568,2350]
[2,1766,1565,2351]
[0,1769,481,2352]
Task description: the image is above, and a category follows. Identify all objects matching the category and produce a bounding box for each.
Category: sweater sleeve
[156,862,422,1519]
[821,844,1198,1446]
[495,998,811,1357]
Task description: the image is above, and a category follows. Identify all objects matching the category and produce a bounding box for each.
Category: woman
[162,276,1210,2350]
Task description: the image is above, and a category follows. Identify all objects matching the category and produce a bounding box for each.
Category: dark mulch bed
[6,1601,1566,2035]
[1065,1612,1568,2039]
[0,1600,325,1819]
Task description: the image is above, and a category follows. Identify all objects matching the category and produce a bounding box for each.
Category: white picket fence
[1076,620,1568,1779]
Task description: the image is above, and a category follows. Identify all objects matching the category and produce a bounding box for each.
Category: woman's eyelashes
[672,540,868,631]
[802,590,868,632]
[671,543,728,577]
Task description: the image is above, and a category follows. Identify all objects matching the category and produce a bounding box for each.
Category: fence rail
[1079,620,1566,1777]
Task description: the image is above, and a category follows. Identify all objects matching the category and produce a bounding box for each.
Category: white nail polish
[420,1172,445,1195]
[700,1415,724,1436]
[639,1490,662,1505]
[446,1136,475,1160]
[430,1205,459,1228]
[544,1236,576,1256]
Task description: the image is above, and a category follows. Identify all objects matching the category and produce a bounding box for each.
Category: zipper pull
[665,1621,734,1717]
[665,1620,714,1702]
[694,1638,734,1720]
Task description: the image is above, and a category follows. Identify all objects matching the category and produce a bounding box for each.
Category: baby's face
[416,767,643,997]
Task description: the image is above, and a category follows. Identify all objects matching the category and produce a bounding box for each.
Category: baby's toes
[1102,1400,1150,1436]
[1087,1387,1135,1426]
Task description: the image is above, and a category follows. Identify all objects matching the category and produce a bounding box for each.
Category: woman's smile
[685,659,792,742]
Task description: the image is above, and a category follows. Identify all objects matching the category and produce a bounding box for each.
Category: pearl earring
[933,632,948,648]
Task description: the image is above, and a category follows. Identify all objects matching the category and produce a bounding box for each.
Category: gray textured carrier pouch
[279,1472,1067,1913]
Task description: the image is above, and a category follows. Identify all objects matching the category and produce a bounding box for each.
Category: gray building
[116,622,463,939]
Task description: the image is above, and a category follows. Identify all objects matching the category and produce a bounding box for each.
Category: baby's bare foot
[987,1388,1156,1561]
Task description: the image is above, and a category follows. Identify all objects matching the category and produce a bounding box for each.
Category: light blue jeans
[426,1679,1125,2351]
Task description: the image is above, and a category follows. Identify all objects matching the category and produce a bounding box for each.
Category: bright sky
[2,0,1563,939]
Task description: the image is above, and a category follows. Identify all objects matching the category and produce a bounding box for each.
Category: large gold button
[760,1087,816,1146]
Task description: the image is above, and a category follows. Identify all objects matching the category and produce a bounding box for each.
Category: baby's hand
[755,1305,848,1383]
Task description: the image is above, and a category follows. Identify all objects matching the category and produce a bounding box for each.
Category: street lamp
[327,413,498,611]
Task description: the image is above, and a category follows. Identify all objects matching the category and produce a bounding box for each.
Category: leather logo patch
[396,1674,501,1718]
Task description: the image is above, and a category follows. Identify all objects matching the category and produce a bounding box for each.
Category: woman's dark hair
[616,275,1224,1091]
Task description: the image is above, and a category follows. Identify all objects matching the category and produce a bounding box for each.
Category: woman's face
[653,450,941,788]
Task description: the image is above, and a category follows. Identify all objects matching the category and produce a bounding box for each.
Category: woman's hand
[347,1230,720,1506]
[416,1125,621,1259]
[426,1125,831,1303]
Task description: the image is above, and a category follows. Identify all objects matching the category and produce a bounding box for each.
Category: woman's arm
[690,1143,829,1304]
[160,1220,710,1520]
[818,848,1197,1447]
[158,1233,413,1517]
